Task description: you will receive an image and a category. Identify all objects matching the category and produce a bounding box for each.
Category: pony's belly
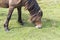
[0,4,9,8]
[0,0,9,8]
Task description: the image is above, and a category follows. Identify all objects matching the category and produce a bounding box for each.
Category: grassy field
[0,0,60,40]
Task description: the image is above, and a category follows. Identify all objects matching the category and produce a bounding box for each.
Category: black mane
[24,0,40,15]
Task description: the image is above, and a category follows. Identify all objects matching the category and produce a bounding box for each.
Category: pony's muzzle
[35,24,42,29]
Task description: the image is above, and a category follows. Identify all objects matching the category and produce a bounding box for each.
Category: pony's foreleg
[4,6,14,32]
[17,7,24,25]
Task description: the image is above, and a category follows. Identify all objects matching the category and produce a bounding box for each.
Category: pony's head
[24,0,43,28]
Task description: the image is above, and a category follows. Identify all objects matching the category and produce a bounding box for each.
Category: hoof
[4,27,10,32]
[5,29,10,32]
[4,24,10,32]
[20,22,24,25]
[35,24,42,29]
[18,21,24,25]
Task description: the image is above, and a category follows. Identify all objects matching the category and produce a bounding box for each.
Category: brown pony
[0,0,43,31]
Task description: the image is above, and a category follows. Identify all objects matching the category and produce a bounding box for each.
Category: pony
[0,0,43,31]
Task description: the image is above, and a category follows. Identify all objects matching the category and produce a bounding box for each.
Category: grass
[0,0,60,40]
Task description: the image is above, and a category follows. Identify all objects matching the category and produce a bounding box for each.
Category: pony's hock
[0,0,43,31]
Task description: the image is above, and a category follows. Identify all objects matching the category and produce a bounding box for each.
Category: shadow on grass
[10,22,34,29]
[10,21,34,30]
[42,18,60,28]
[10,18,60,30]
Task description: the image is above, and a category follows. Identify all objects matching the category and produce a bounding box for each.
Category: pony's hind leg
[17,7,24,25]
[4,6,14,32]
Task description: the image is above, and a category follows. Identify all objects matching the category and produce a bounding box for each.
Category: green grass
[0,0,60,40]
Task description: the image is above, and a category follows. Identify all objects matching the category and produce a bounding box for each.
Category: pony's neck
[24,0,40,15]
